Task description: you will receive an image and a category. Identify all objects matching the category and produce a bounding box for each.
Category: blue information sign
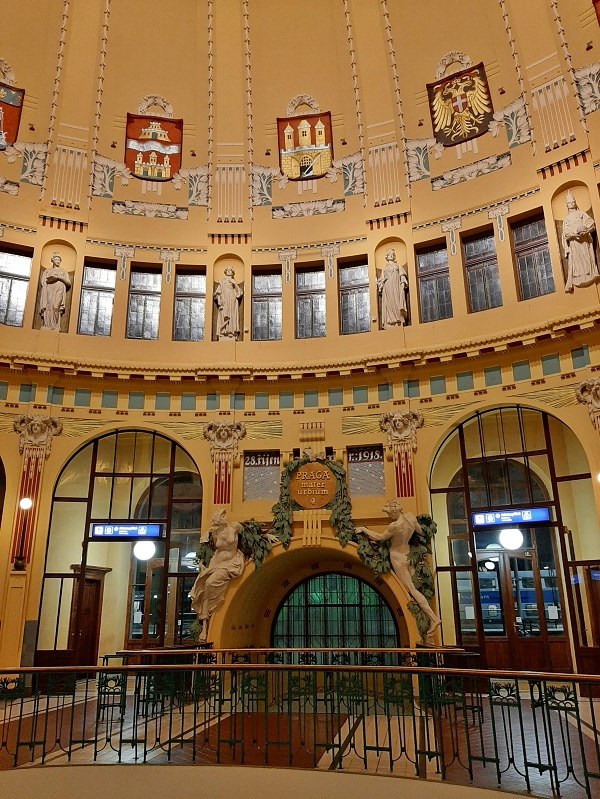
[471,507,551,527]
[89,523,164,540]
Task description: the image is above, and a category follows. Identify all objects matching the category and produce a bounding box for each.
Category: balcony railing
[1,650,599,799]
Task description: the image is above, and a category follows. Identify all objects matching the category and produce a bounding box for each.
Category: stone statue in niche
[214,267,243,340]
[355,500,441,645]
[39,254,71,330]
[377,248,408,328]
[189,509,245,643]
[562,192,600,292]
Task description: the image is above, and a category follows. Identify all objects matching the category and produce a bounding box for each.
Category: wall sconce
[190,150,197,157]
[28,123,35,132]
[586,41,593,51]
[110,141,117,149]
[264,148,271,156]
[417,119,424,127]
[340,138,347,146]
[498,87,506,95]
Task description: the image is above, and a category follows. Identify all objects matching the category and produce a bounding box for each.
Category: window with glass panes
[0,249,32,327]
[126,267,161,339]
[296,267,326,339]
[417,245,453,322]
[271,573,398,659]
[252,270,282,340]
[78,261,116,336]
[512,215,555,300]
[339,262,370,334]
[463,231,503,312]
[173,270,206,341]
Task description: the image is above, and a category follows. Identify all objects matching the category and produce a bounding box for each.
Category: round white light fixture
[133,540,156,561]
[596,472,600,484]
[484,560,496,571]
[499,528,524,550]
[19,497,33,511]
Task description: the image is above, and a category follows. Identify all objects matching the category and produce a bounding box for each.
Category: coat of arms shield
[125,113,183,181]
[0,81,25,150]
[427,63,493,147]
[277,111,333,180]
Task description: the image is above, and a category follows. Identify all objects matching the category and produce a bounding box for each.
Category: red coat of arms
[277,111,333,180]
[427,63,493,147]
[0,81,25,149]
[125,114,183,181]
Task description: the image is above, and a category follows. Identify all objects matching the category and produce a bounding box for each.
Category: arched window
[430,406,593,674]
[37,429,202,666]
[271,572,399,658]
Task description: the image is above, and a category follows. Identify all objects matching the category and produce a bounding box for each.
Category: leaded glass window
[339,263,370,334]
[127,268,161,339]
[173,270,205,341]
[463,232,503,312]
[512,215,555,300]
[252,270,282,340]
[296,267,325,339]
[417,245,453,322]
[78,263,116,336]
[0,249,32,327]
[272,573,398,658]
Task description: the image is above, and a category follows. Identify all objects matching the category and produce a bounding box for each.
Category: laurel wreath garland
[196,455,437,642]
[196,518,273,571]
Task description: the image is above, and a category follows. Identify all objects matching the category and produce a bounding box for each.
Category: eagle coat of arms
[125,113,183,181]
[0,80,25,150]
[427,62,493,147]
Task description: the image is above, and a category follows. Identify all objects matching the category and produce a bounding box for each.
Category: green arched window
[271,572,398,654]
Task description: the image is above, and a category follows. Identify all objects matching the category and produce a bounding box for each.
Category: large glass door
[473,526,566,671]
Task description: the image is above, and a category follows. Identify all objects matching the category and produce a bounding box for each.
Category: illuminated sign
[89,523,164,540]
[471,508,551,527]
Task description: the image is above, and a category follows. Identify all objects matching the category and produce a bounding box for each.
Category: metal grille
[272,573,398,654]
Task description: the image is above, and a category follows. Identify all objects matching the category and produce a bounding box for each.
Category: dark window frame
[511,214,556,301]
[338,261,371,335]
[295,265,326,339]
[416,243,453,323]
[173,268,206,342]
[463,230,503,313]
[251,268,282,341]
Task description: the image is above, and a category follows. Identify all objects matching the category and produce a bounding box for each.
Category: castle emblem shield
[125,113,183,181]
[0,81,25,149]
[277,111,333,180]
[427,63,493,147]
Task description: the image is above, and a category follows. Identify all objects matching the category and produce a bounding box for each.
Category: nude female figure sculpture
[355,500,441,645]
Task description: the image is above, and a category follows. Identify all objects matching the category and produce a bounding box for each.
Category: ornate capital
[379,411,424,451]
[203,422,247,461]
[576,378,600,430]
[13,415,63,458]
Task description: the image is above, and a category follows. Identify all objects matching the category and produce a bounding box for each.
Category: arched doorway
[271,572,399,660]
[36,429,202,666]
[430,406,594,673]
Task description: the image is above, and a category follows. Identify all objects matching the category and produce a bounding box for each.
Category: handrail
[2,663,600,681]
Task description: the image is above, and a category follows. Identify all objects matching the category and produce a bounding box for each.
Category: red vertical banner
[595,0,600,26]
[10,447,45,565]
[213,451,233,505]
[394,443,415,498]
[11,415,63,568]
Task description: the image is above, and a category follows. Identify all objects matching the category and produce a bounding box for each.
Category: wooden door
[68,576,103,665]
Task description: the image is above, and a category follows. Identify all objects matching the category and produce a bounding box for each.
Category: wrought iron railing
[1,654,599,799]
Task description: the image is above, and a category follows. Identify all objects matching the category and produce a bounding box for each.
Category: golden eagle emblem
[427,63,493,146]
